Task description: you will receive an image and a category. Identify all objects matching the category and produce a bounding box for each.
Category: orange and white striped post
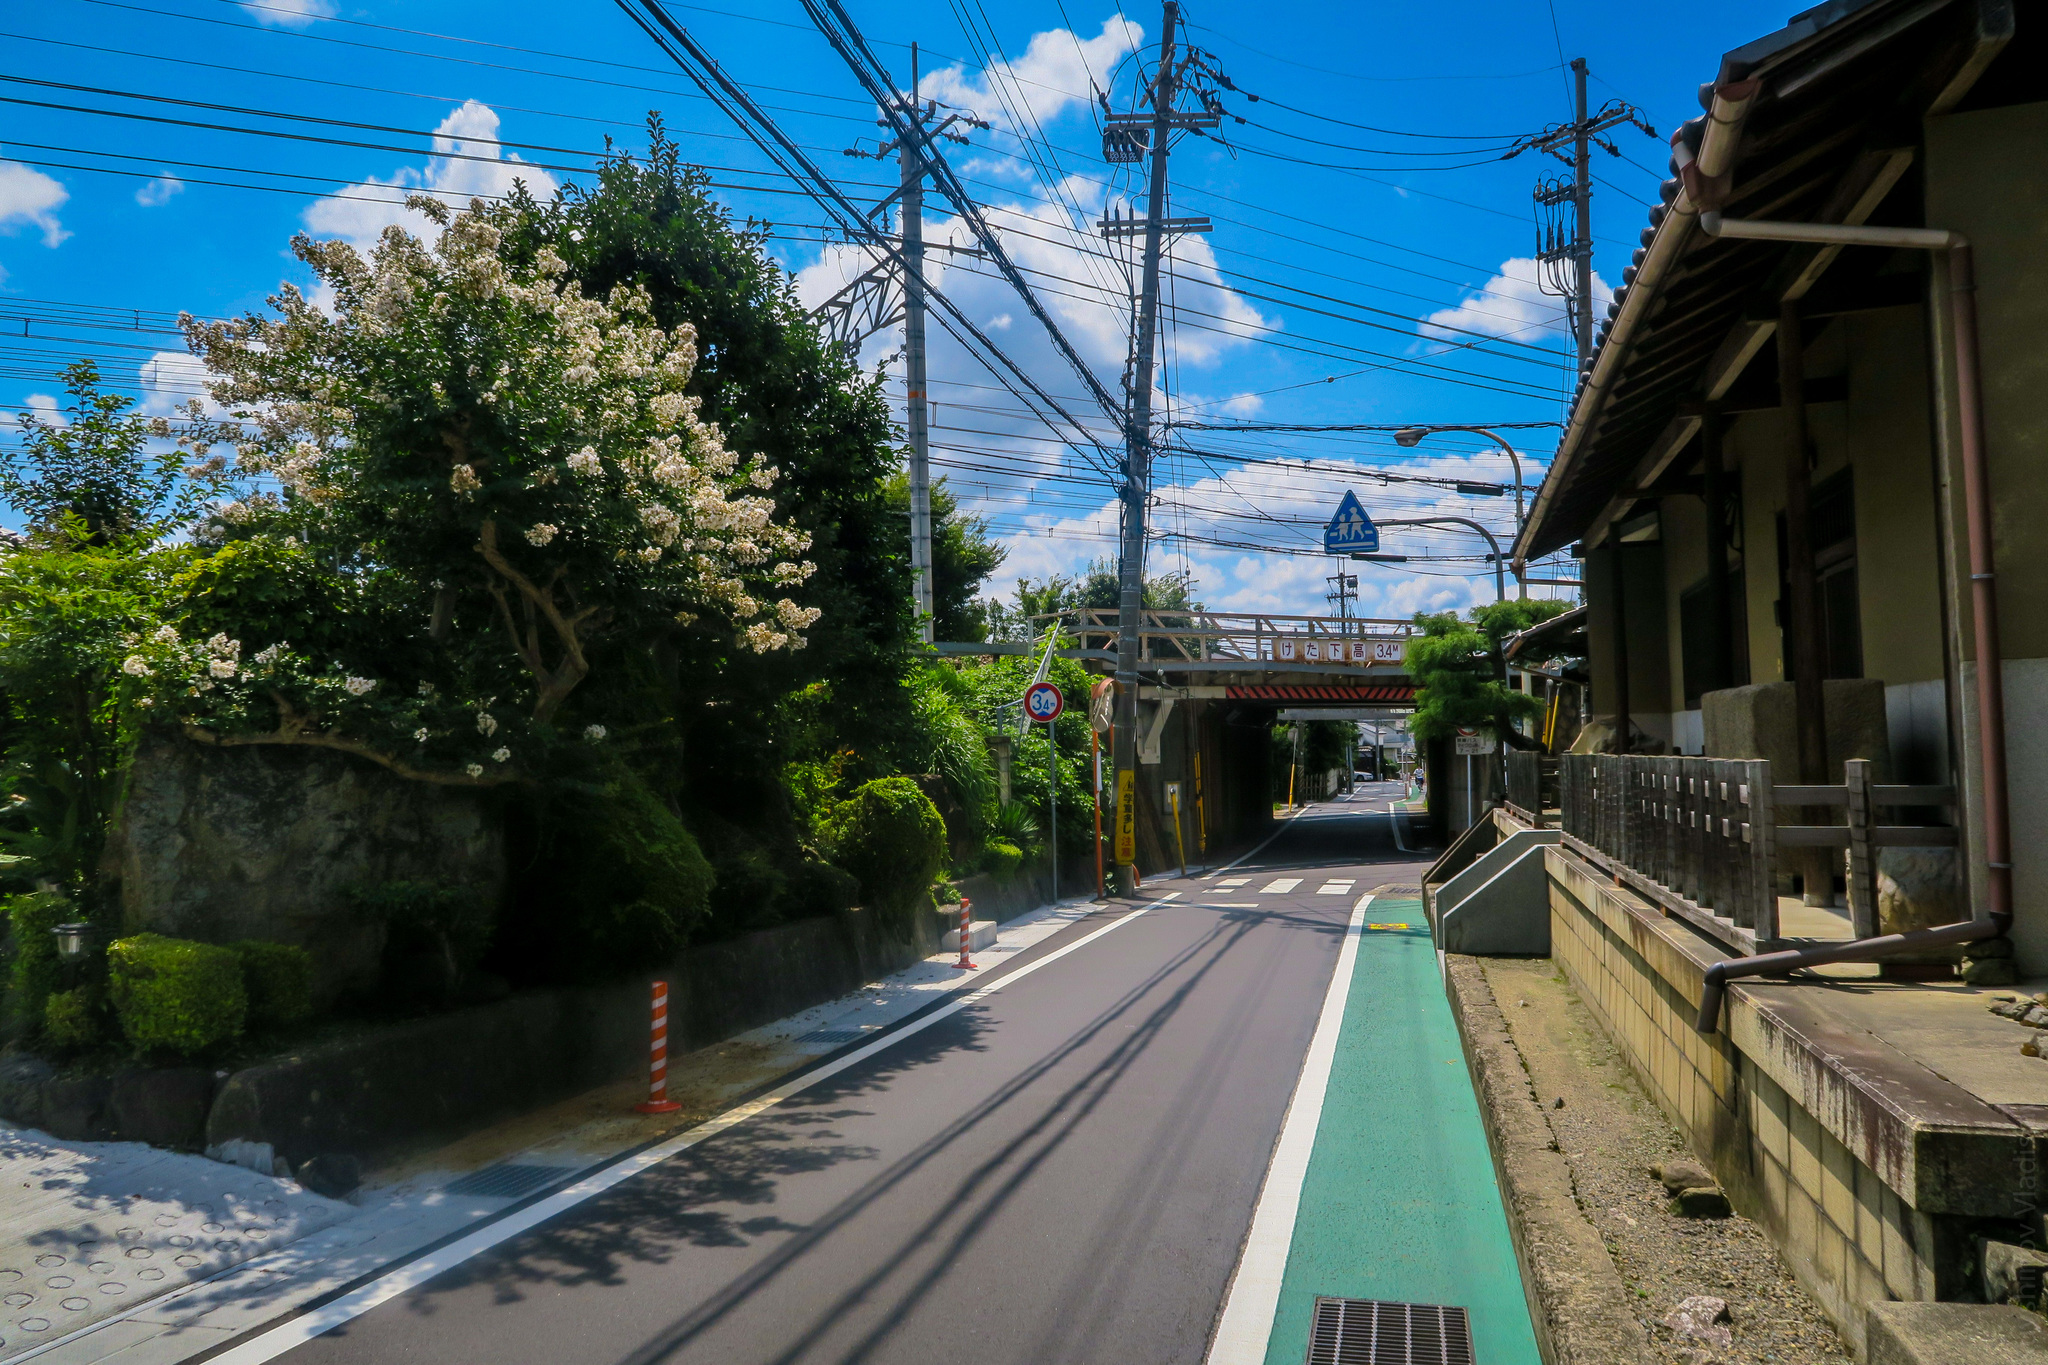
[952,895,977,970]
[634,980,682,1114]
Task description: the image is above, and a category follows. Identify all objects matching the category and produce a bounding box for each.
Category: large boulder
[100,736,507,1002]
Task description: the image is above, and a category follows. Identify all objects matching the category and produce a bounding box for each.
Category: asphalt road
[259,784,1431,1365]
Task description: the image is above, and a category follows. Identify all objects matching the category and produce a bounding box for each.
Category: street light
[51,923,92,963]
[1367,516,1508,602]
[1394,425,1529,597]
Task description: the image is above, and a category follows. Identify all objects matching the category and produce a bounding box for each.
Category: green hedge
[43,987,103,1051]
[108,933,246,1058]
[231,941,315,1030]
[821,777,948,928]
[5,891,73,1037]
[980,840,1023,881]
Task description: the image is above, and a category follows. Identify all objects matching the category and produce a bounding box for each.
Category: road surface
[223,783,1530,1365]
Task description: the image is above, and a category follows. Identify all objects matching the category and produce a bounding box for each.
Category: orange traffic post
[953,895,978,970]
[634,980,682,1114]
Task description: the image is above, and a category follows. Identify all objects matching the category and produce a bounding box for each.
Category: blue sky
[0,0,1799,619]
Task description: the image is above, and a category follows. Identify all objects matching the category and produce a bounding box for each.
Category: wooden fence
[1504,753,1557,826]
[1555,755,1957,955]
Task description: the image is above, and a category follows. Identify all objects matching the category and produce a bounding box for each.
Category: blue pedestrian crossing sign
[1323,490,1379,554]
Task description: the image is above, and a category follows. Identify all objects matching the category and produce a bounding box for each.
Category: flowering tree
[169,195,820,776]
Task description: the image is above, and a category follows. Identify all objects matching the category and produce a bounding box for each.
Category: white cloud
[1422,256,1611,345]
[303,101,558,252]
[923,19,1142,127]
[138,350,219,418]
[240,0,335,27]
[22,393,63,428]
[135,176,185,208]
[0,160,69,247]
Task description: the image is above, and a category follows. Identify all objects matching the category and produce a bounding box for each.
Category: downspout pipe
[1693,212,2010,1033]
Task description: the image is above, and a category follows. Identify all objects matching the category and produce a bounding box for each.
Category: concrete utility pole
[901,44,934,643]
[1571,58,1594,371]
[1107,0,1211,892]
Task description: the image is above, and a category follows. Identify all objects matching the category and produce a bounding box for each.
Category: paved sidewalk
[2,897,1105,1365]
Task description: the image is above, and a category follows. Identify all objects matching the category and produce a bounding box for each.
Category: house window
[1775,469,1862,681]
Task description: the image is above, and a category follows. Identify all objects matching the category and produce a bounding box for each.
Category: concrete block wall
[1545,849,1944,1354]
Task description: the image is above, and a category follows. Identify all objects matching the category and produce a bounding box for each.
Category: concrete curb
[1441,953,1656,1365]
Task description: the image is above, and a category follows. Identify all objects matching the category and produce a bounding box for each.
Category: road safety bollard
[953,896,977,970]
[634,980,683,1114]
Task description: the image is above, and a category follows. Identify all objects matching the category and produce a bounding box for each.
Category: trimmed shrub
[108,933,246,1058]
[980,840,1023,881]
[43,987,104,1051]
[821,777,948,929]
[5,890,73,1037]
[230,941,315,1030]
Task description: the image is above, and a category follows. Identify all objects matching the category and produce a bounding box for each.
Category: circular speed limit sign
[1023,680,1065,724]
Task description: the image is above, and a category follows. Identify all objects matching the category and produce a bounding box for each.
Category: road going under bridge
[936,611,1418,877]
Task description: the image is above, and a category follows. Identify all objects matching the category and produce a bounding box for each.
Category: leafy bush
[980,840,1022,880]
[987,801,1040,854]
[43,987,103,1051]
[230,941,315,1030]
[346,881,495,1009]
[820,777,947,929]
[108,933,246,1058]
[5,891,73,1036]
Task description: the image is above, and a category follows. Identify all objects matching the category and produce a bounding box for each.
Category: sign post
[1025,681,1065,899]
[1090,680,1113,896]
[1454,727,1491,830]
[1322,490,1380,556]
[1164,780,1186,878]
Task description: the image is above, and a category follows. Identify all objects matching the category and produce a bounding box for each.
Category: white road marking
[1204,893,1373,1364]
[204,895,1177,1365]
[1387,801,1411,853]
[1316,880,1355,895]
[1259,878,1302,894]
[1218,877,1250,888]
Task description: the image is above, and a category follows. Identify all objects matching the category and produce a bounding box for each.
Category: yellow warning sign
[1115,768,1136,863]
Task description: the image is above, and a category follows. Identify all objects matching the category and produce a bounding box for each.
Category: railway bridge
[939,609,1418,876]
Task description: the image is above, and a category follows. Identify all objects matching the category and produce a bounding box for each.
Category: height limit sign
[1023,681,1065,724]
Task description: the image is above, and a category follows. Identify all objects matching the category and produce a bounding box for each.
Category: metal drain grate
[444,1164,575,1200]
[1305,1298,1473,1365]
[1373,885,1423,897]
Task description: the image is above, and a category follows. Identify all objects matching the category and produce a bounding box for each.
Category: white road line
[1316,881,1355,895]
[1387,801,1411,853]
[1204,893,1373,1365]
[1218,878,1249,889]
[1202,804,1311,879]
[1259,878,1302,894]
[205,895,1177,1365]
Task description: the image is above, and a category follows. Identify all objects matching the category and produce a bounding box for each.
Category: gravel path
[1481,957,1853,1365]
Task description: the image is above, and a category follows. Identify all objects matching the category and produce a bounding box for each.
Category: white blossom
[343,676,377,696]
[152,624,179,645]
[450,464,482,495]
[465,763,484,778]
[121,655,153,678]
[413,727,430,743]
[204,633,241,660]
[525,523,558,547]
[491,746,512,763]
[636,545,663,564]
[207,659,237,680]
[568,447,601,476]
[253,642,285,665]
[476,712,498,737]
[418,680,437,697]
[583,724,607,741]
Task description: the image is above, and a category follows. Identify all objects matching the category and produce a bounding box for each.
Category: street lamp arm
[1391,423,1527,595]
[1373,516,1506,602]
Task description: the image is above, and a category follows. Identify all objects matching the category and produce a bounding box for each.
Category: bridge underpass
[938,611,1419,877]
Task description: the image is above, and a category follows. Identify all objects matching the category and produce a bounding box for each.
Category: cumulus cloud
[138,350,220,418]
[135,176,185,208]
[0,160,69,247]
[922,19,1143,126]
[303,101,557,252]
[240,0,335,27]
[1421,256,1611,345]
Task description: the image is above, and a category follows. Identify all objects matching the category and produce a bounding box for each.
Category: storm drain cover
[796,1027,873,1047]
[1305,1297,1473,1365]
[444,1164,575,1200]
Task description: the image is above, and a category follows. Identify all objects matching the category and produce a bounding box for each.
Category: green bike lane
[1208,892,1541,1365]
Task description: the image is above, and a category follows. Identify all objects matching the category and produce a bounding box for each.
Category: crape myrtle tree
[158,194,820,782]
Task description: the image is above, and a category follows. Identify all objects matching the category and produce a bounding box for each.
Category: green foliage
[910,668,994,834]
[346,880,496,1008]
[984,560,1200,642]
[1407,608,1548,747]
[884,474,1005,641]
[987,800,1041,854]
[43,987,103,1051]
[956,652,1099,861]
[108,933,246,1058]
[1272,721,1355,799]
[820,777,948,927]
[5,891,72,1036]
[501,762,714,980]
[230,941,315,1031]
[2,361,236,546]
[980,839,1023,880]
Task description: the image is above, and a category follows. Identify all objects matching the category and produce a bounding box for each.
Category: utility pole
[839,48,986,644]
[901,44,934,643]
[1516,60,1656,376]
[1104,0,1216,892]
[1325,570,1358,630]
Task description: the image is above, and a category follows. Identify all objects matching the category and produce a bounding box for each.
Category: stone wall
[101,736,507,1000]
[1543,847,2012,1354]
